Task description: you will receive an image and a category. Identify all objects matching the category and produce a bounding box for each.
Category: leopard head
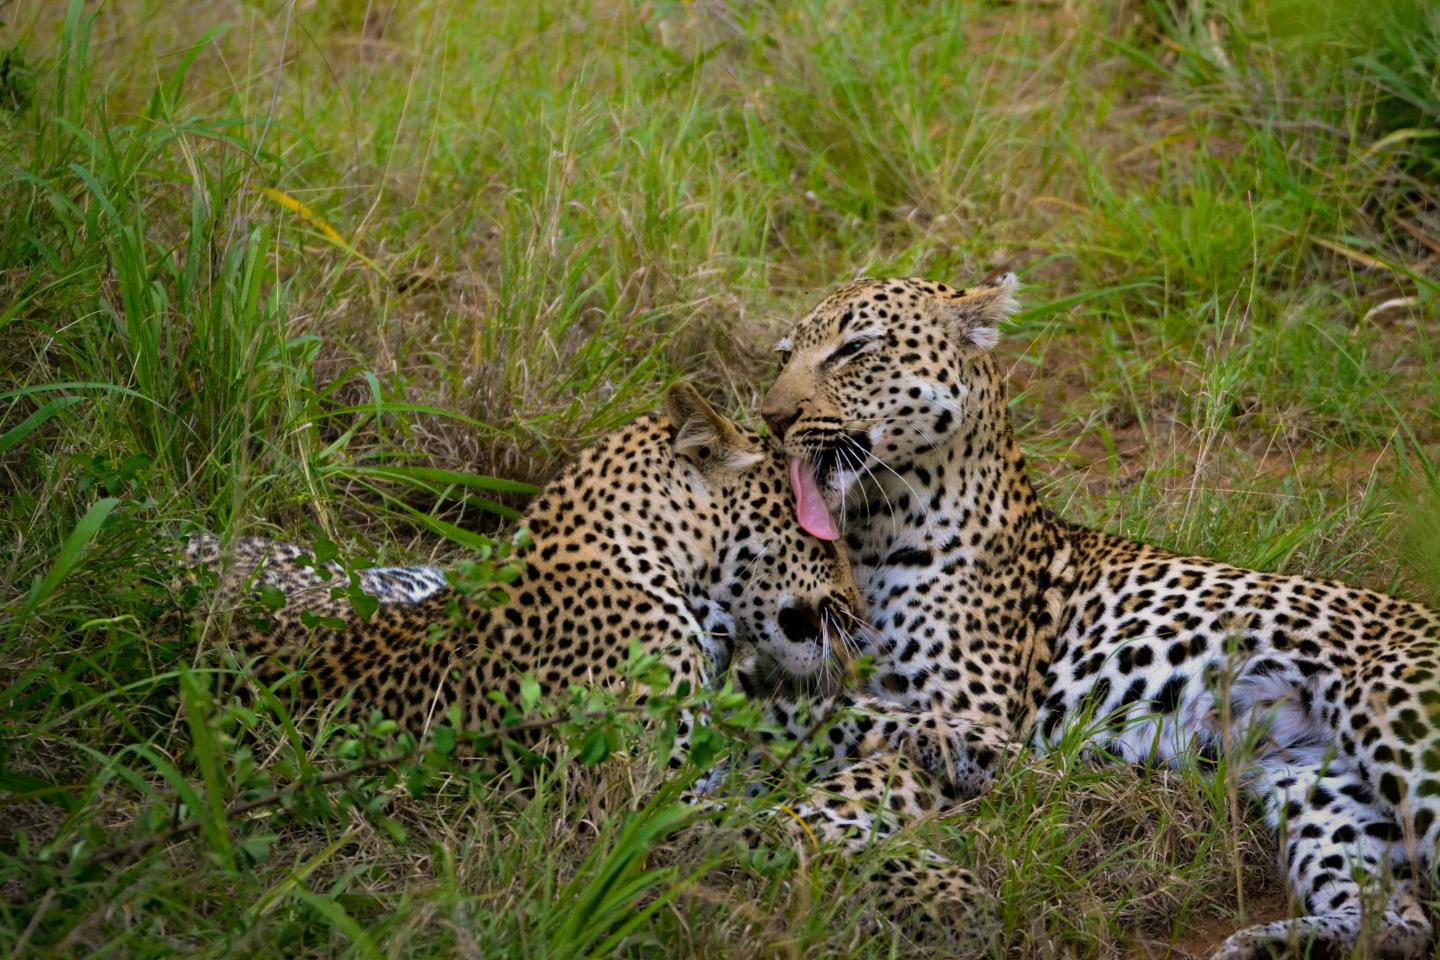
[759,275,1020,539]
[661,383,867,681]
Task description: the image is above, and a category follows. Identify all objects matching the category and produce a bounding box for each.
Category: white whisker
[840,436,899,527]
[836,439,884,527]
[846,434,925,518]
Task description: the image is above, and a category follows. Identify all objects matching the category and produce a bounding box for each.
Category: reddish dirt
[1131,890,1293,959]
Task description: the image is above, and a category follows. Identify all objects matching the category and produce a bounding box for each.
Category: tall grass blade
[18,497,118,622]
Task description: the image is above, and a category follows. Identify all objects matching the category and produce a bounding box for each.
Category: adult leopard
[185,382,875,774]
[185,381,988,944]
[760,275,1440,958]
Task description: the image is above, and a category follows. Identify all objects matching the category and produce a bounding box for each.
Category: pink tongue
[789,457,840,541]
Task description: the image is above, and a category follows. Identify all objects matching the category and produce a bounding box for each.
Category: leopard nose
[778,602,823,644]
[761,403,799,442]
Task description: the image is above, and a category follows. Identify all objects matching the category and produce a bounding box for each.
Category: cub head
[759,275,1020,539]
[661,382,867,682]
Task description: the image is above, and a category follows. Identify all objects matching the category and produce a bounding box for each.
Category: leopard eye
[827,337,874,365]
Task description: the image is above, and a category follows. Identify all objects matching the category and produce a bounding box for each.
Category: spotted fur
[185,383,864,758]
[184,381,990,942]
[763,276,1440,957]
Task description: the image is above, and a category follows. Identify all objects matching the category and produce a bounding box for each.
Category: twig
[12,887,55,958]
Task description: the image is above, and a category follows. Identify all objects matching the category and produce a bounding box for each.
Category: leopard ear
[943,272,1019,350]
[663,382,764,471]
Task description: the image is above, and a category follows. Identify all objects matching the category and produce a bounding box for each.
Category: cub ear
[662,382,764,471]
[943,272,1020,351]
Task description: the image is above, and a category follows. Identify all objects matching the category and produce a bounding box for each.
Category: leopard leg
[745,752,997,950]
[737,651,1016,801]
[901,710,1018,799]
[1214,747,1431,960]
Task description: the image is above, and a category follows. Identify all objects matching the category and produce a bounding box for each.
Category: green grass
[2,0,1438,956]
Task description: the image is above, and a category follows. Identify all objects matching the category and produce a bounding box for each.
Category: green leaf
[546,799,703,956]
[299,611,346,631]
[239,832,278,863]
[347,481,515,545]
[290,886,383,960]
[686,725,724,770]
[180,670,236,869]
[257,584,286,612]
[578,727,611,765]
[342,463,539,496]
[519,675,542,714]
[346,586,380,622]
[369,718,398,738]
[310,538,339,566]
[642,661,672,690]
[1013,281,1158,325]
[0,770,80,813]
[434,725,456,756]
[0,396,85,457]
[21,496,119,620]
[0,380,166,409]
